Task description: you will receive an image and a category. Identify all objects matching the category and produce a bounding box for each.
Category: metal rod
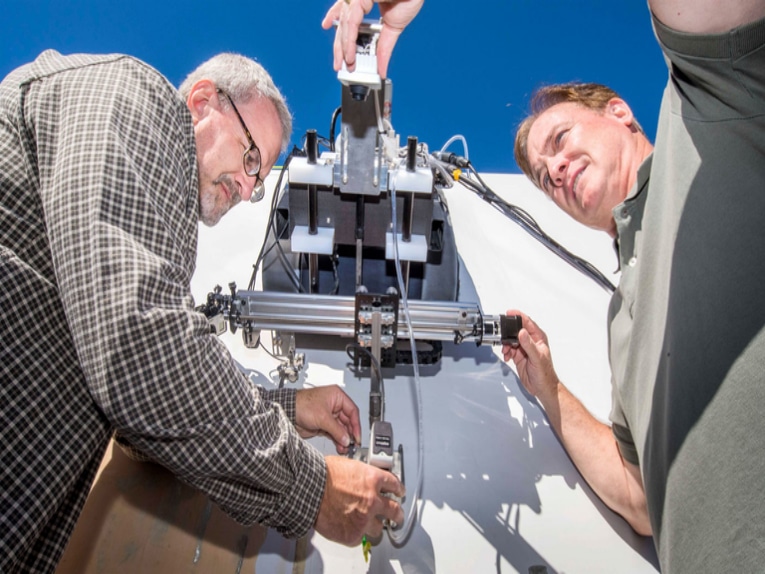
[406,136,417,172]
[369,309,383,424]
[232,290,502,344]
[306,129,318,164]
[309,253,319,293]
[355,196,365,288]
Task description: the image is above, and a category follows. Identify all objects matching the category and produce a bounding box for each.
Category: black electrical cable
[329,106,342,151]
[250,134,341,294]
[257,231,281,263]
[439,156,616,293]
[300,132,332,153]
[345,344,383,383]
[465,176,614,293]
[330,251,340,295]
[248,153,294,290]
[258,340,280,360]
[476,167,614,292]
[275,237,305,293]
[345,343,385,411]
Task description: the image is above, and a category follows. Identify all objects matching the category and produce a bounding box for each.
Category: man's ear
[187,79,218,124]
[606,97,635,128]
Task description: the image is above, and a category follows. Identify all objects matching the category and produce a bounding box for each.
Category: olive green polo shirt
[607,12,765,573]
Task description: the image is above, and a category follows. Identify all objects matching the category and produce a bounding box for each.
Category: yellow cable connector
[362,535,371,563]
[452,168,462,182]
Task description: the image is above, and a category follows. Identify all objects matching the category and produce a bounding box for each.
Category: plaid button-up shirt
[0,50,325,573]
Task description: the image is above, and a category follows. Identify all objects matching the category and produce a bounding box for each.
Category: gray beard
[199,176,240,226]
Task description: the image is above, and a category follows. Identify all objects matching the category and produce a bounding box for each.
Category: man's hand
[314,455,406,545]
[321,0,424,78]
[295,386,362,455]
[501,309,560,403]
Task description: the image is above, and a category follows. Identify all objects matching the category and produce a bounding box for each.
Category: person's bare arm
[503,310,651,535]
[650,0,765,33]
[540,381,651,535]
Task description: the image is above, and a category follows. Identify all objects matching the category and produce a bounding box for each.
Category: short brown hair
[514,83,641,185]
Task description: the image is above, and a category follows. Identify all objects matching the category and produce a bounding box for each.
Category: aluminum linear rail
[219,290,504,346]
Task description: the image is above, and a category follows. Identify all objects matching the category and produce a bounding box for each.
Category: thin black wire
[258,340,280,360]
[248,153,294,290]
[345,343,385,416]
[460,161,616,293]
[257,232,281,263]
[330,252,340,295]
[275,237,304,292]
[252,147,613,295]
[329,106,341,151]
[251,134,343,294]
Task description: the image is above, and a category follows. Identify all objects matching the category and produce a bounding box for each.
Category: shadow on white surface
[190,173,660,573]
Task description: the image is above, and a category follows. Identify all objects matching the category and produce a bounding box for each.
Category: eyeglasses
[216,88,266,202]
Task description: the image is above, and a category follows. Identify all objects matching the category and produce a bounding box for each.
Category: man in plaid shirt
[0,50,404,573]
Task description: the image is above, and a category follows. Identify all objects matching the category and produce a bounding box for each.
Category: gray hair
[179,52,292,153]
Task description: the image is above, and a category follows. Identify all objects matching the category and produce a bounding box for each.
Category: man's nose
[548,155,568,187]
[237,173,255,202]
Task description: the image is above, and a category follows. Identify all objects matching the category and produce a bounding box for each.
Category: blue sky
[1,1,666,173]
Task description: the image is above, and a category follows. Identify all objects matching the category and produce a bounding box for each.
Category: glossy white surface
[191,172,659,574]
